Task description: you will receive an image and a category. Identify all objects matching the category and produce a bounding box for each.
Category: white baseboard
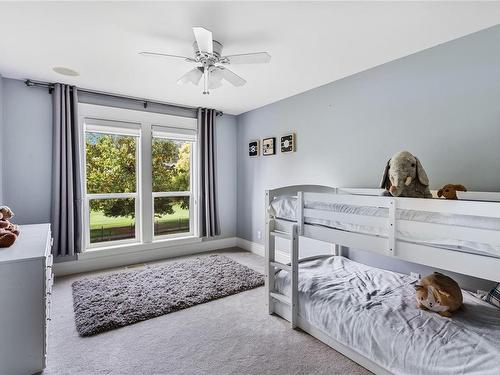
[236,238,290,264]
[236,238,264,256]
[54,236,238,277]
[54,236,281,277]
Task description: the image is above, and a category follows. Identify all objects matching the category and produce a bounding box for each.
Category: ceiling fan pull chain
[203,65,210,95]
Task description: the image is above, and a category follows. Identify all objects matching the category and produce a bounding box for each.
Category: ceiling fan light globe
[177,67,203,86]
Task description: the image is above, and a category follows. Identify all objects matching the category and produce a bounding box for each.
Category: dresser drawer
[46,298,52,321]
[46,275,54,295]
[44,298,51,363]
[46,266,53,283]
[46,253,53,269]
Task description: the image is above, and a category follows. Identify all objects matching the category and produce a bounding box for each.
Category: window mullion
[141,122,153,244]
[152,191,191,198]
[87,193,137,200]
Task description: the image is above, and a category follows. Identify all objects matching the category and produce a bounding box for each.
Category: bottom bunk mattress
[274,256,500,375]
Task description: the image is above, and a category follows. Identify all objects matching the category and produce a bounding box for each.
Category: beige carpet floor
[43,248,370,375]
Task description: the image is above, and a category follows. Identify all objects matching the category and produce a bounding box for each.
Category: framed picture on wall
[262,137,276,156]
[280,133,296,153]
[248,140,260,157]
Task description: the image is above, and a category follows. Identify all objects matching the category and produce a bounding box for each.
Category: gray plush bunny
[380,151,432,198]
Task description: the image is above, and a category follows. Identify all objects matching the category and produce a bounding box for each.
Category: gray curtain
[198,108,220,237]
[51,84,82,258]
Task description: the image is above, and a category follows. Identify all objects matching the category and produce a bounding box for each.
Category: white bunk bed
[265,185,500,375]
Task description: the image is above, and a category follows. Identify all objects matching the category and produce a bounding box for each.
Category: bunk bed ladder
[266,220,299,329]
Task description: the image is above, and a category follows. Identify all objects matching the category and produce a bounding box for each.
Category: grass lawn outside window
[90,204,189,243]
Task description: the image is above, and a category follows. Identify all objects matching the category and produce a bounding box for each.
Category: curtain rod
[24,79,223,116]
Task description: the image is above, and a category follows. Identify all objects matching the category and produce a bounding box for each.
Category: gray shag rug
[72,255,264,336]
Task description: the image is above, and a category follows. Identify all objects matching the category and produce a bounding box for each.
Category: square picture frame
[262,137,276,156]
[248,140,260,157]
[280,133,296,153]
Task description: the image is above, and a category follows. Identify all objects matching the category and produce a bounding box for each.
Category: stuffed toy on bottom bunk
[274,256,500,375]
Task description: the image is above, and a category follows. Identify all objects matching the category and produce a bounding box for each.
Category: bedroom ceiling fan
[140,27,271,95]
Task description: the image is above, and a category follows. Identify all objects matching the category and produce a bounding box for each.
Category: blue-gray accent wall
[237,24,500,243]
[0,75,3,203]
[2,79,52,223]
[236,25,500,289]
[215,113,238,238]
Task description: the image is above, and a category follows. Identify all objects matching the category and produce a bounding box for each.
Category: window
[84,120,141,247]
[80,105,198,250]
[152,130,194,238]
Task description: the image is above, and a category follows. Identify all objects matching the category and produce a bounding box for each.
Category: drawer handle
[47,318,52,322]
[46,291,52,296]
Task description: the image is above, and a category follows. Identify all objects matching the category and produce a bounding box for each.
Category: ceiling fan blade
[219,67,246,87]
[222,52,271,64]
[208,78,222,90]
[177,67,203,85]
[208,67,224,89]
[140,51,196,62]
[192,27,213,54]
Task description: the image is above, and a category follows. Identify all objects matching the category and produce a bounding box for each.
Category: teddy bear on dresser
[0,214,17,248]
[0,206,20,235]
[0,206,20,248]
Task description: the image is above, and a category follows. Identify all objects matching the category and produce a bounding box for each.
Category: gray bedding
[274,256,500,375]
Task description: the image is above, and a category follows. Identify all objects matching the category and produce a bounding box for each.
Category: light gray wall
[1,78,238,238]
[3,79,52,224]
[0,75,3,204]
[236,25,500,288]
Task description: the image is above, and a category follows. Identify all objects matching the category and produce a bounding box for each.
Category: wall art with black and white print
[249,140,260,157]
[280,133,296,153]
[262,137,276,156]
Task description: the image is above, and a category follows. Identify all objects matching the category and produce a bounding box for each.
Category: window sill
[79,236,202,260]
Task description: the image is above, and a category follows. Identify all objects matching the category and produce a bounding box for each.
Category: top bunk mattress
[268,195,500,258]
[274,256,500,375]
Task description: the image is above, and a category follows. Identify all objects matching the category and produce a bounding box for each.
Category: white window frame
[78,103,199,252]
[152,131,197,240]
[83,118,142,249]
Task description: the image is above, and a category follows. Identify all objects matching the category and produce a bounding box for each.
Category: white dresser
[0,224,53,375]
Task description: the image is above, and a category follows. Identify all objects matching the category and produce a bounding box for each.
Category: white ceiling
[1,2,500,115]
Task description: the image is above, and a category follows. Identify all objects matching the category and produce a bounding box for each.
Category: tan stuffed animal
[437,184,467,200]
[0,211,17,248]
[0,206,19,236]
[415,272,463,317]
